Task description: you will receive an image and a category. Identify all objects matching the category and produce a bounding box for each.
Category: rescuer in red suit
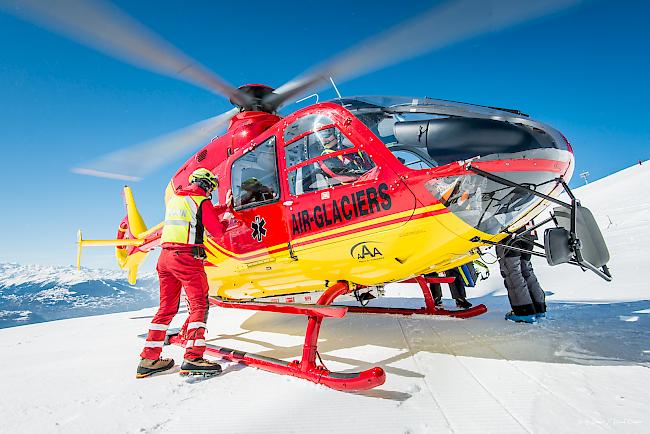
[136,168,232,378]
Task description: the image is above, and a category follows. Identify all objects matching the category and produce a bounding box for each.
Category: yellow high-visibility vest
[161,193,208,244]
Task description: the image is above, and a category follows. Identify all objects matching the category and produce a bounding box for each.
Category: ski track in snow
[0,163,649,433]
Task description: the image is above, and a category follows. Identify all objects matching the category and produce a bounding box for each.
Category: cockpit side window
[351,109,449,169]
[390,148,436,170]
[231,136,280,210]
[283,114,334,143]
[285,127,353,168]
[284,125,375,196]
[355,111,398,145]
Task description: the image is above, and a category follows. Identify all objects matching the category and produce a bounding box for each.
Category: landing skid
[166,277,484,391]
[171,281,386,392]
[346,276,487,319]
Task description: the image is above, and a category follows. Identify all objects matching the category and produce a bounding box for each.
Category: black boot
[180,358,222,376]
[434,296,443,308]
[455,298,473,310]
[136,357,175,378]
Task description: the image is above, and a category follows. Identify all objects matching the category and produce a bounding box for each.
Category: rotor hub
[232,84,277,112]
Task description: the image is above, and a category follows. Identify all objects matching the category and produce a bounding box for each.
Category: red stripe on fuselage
[291,207,449,249]
[205,207,450,261]
[432,158,570,178]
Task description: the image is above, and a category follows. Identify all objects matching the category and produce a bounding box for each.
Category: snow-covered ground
[0,163,648,433]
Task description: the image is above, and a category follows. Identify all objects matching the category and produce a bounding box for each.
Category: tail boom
[76,186,161,284]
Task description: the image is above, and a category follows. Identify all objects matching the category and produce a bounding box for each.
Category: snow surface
[0,163,648,433]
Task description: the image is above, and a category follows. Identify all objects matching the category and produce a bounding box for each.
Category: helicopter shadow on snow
[206,293,650,401]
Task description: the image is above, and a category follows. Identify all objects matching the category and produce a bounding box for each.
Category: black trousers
[427,268,467,301]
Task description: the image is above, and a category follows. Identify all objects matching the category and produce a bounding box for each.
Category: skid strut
[346,276,487,318]
[169,281,385,392]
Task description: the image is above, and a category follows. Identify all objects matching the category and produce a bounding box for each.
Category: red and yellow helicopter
[4,0,611,391]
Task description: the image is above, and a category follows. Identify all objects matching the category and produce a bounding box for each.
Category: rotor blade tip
[71,167,142,182]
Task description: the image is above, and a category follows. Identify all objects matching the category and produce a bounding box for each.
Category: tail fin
[77,186,160,285]
[123,186,147,237]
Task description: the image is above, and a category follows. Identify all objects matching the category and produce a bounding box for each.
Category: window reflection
[283,114,334,143]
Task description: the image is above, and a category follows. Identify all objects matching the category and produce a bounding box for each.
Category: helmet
[188,168,218,191]
[315,128,337,148]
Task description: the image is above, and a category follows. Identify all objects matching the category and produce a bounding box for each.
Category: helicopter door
[280,116,417,253]
[219,136,291,266]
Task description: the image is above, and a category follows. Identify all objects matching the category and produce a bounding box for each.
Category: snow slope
[0,263,158,328]
[0,163,648,433]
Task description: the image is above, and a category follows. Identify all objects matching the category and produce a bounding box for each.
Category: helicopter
[2,0,612,391]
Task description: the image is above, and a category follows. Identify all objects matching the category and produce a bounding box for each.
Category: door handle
[283,200,294,207]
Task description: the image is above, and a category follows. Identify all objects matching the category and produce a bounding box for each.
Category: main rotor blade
[265,0,581,110]
[0,0,251,107]
[72,108,238,181]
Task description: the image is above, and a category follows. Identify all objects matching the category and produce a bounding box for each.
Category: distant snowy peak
[0,262,155,288]
[0,262,159,328]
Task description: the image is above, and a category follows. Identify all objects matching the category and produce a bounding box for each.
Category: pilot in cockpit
[314,128,371,183]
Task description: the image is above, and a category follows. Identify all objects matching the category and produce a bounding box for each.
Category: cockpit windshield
[331,96,568,168]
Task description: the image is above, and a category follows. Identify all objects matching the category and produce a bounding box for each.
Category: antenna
[579,171,590,185]
[295,93,319,104]
[329,77,342,100]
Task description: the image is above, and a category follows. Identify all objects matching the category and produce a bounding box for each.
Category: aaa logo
[350,241,383,261]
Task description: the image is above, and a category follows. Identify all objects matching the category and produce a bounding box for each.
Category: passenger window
[283,114,334,143]
[231,137,280,209]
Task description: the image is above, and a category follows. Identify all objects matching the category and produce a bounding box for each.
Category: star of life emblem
[251,215,267,242]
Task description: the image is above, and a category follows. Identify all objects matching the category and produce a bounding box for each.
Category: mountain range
[0,262,158,328]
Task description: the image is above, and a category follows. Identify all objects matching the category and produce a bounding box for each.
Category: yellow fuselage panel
[204,206,496,300]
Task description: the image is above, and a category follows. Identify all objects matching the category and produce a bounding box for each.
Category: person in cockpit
[315,128,370,183]
[239,177,274,206]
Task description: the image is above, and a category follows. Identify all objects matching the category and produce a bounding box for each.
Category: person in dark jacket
[496,224,546,323]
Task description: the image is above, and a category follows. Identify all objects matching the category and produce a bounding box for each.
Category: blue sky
[0,0,648,269]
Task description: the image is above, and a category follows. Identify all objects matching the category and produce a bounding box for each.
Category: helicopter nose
[424,147,573,236]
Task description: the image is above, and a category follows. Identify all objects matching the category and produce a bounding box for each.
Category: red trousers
[140,248,210,360]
